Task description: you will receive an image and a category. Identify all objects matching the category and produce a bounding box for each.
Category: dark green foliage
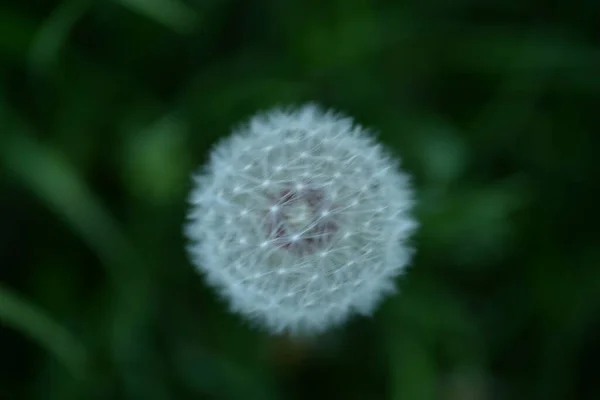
[1,0,599,398]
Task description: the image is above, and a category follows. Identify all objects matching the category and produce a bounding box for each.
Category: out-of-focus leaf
[0,122,159,397]
[450,30,600,73]
[0,9,37,62]
[0,132,145,297]
[120,113,191,205]
[382,277,480,400]
[173,341,279,400]
[28,0,91,74]
[419,177,530,268]
[0,283,89,378]
[409,119,468,187]
[112,0,198,33]
[532,248,600,399]
[387,330,437,400]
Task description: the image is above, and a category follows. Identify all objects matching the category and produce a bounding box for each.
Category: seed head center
[264,186,338,254]
[283,200,314,232]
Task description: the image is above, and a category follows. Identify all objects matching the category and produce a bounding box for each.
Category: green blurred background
[1,0,599,399]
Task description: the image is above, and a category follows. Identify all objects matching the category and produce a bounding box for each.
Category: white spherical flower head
[185,104,417,335]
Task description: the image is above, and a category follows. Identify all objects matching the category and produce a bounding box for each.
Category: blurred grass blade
[387,333,437,400]
[29,0,91,74]
[0,133,145,298]
[0,283,89,377]
[112,0,198,33]
[0,9,37,62]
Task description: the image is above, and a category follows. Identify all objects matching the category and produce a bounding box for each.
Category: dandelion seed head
[185,103,417,335]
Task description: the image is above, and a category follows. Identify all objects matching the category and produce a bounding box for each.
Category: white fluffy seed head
[185,103,417,335]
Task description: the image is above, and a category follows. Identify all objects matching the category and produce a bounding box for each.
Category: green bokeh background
[1,0,599,399]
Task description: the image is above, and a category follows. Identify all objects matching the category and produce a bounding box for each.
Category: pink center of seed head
[265,186,337,255]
